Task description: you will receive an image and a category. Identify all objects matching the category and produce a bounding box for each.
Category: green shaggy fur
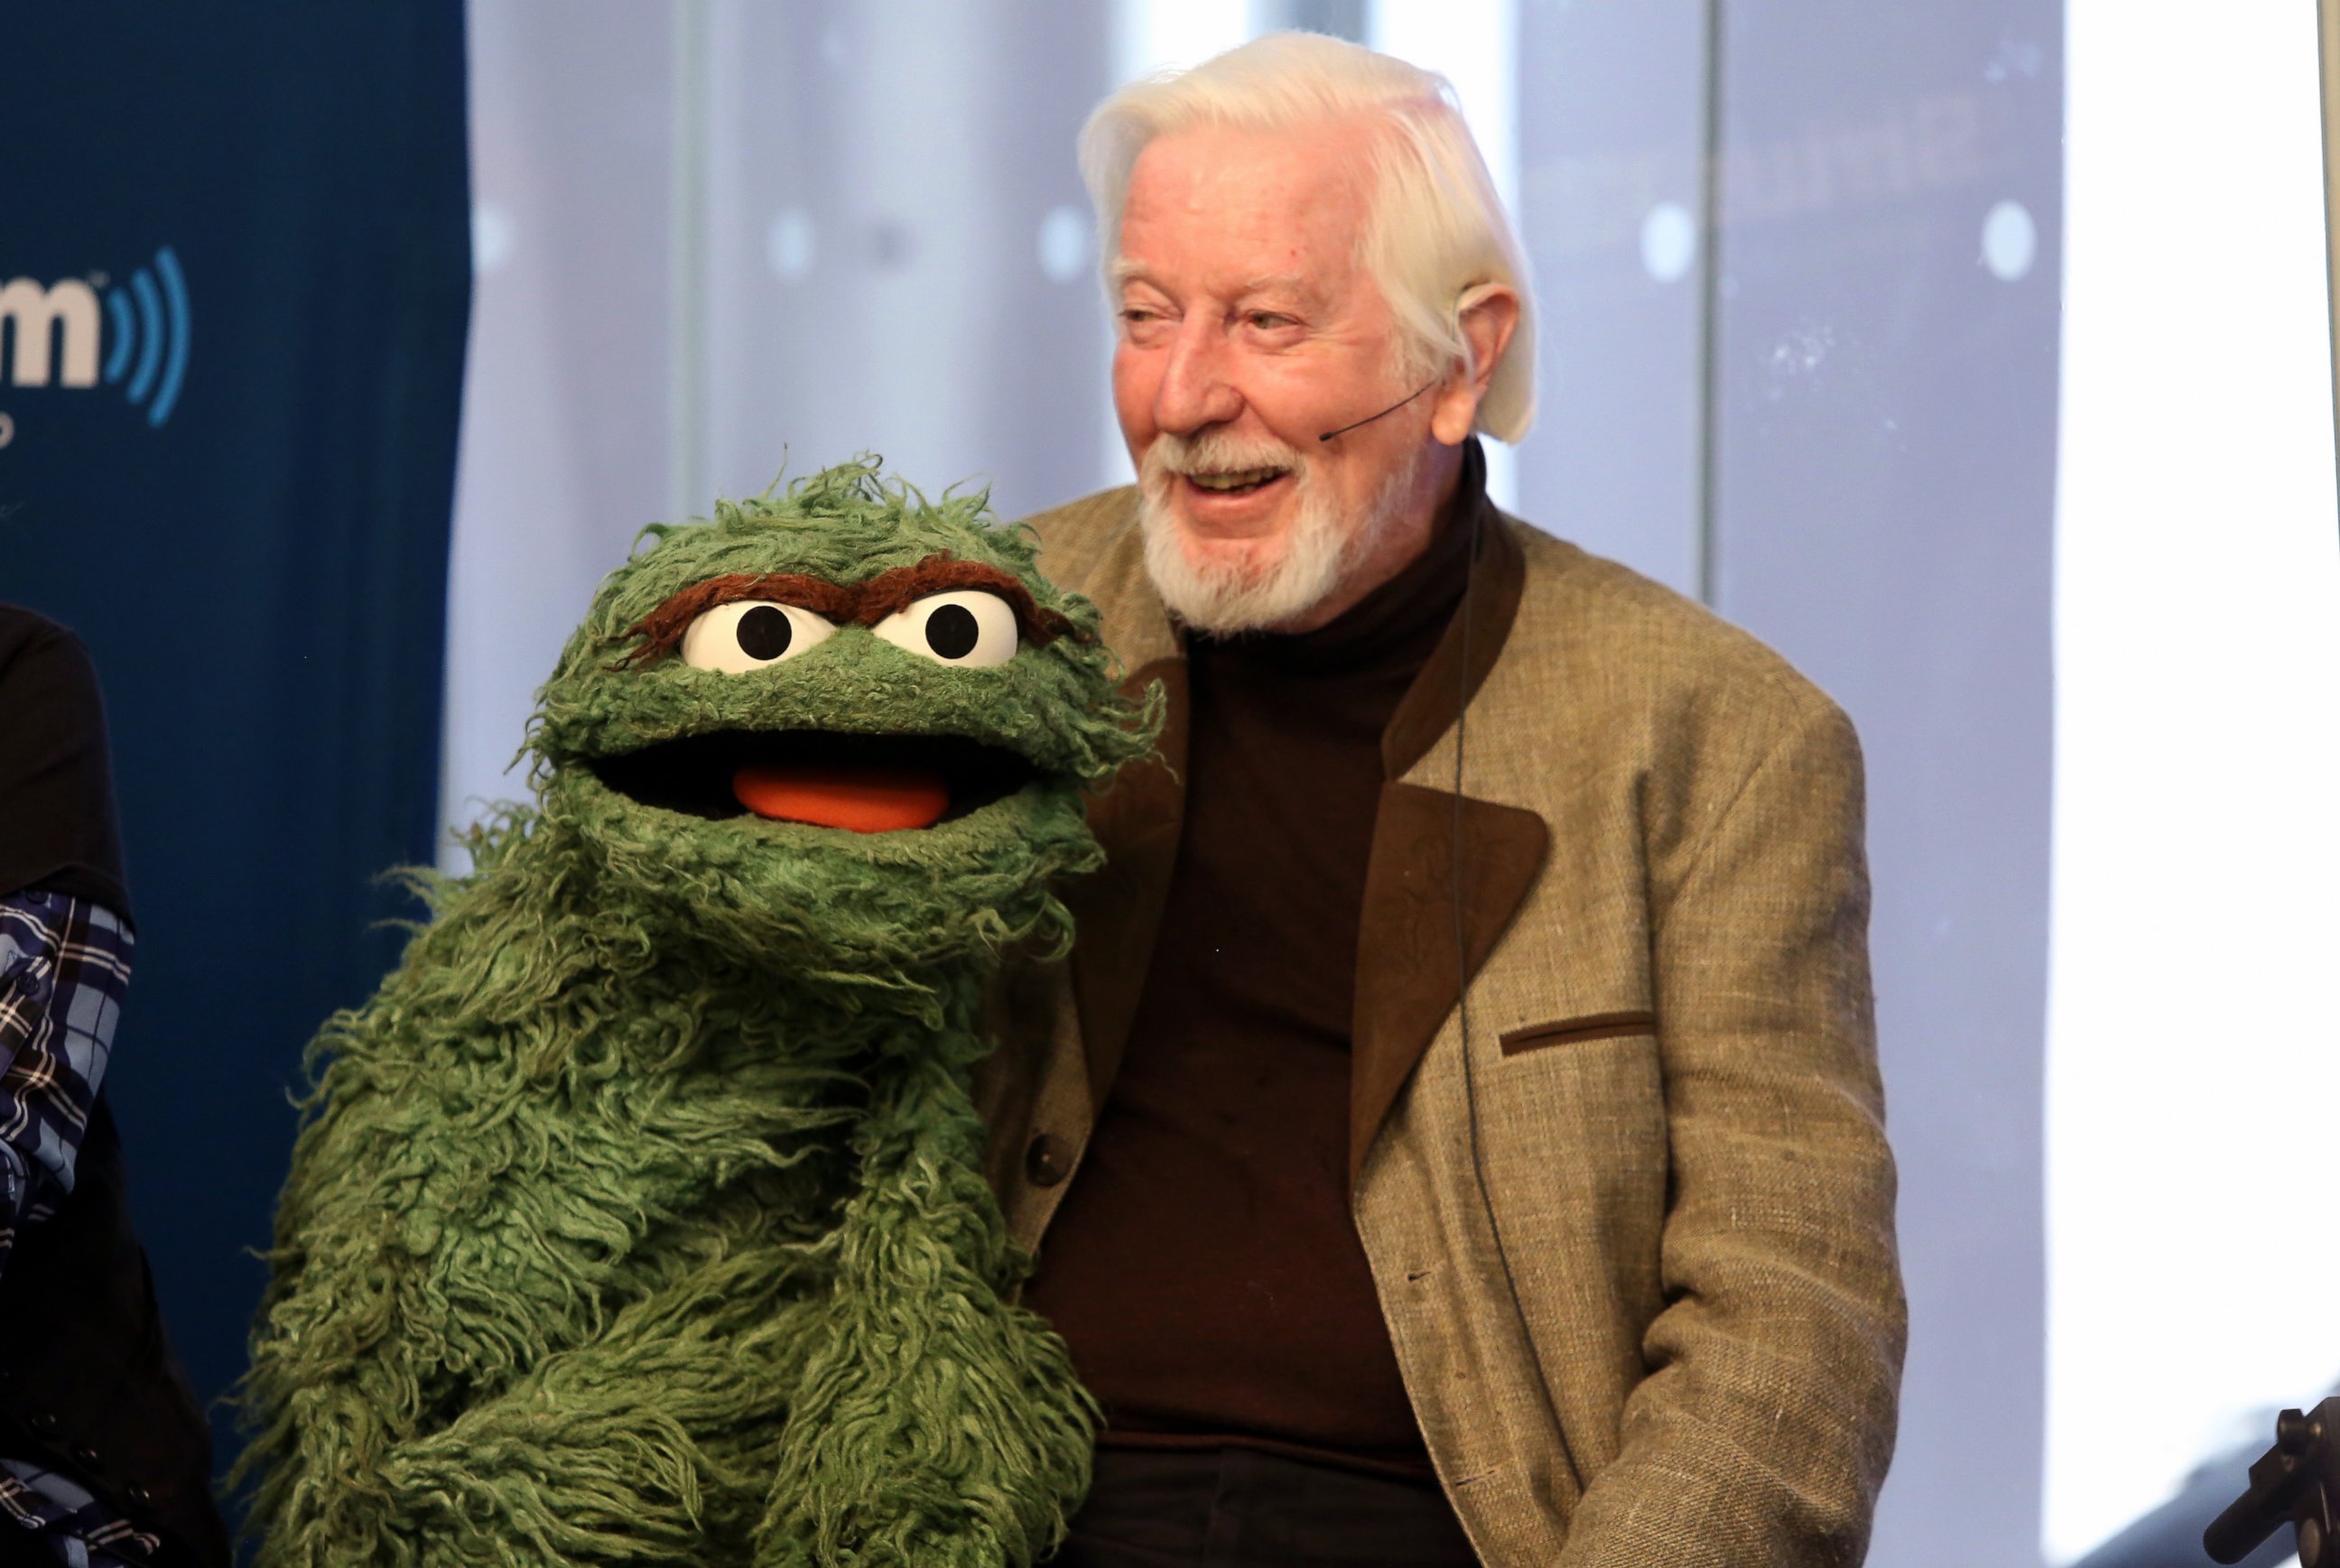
[238,459,1158,1566]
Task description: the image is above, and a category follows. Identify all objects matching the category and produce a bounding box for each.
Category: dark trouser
[1053,1447,1481,1568]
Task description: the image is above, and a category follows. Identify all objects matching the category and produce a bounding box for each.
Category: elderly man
[976,32,1904,1568]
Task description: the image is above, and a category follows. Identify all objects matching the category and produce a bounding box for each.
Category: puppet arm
[362,1251,824,1567]
[757,1047,1094,1568]
[243,1009,836,1568]
[250,1155,824,1568]
[251,1254,817,1566]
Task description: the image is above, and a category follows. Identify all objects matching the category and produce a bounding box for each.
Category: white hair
[1079,31,1537,442]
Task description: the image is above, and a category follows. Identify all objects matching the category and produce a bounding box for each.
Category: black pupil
[925,603,980,660]
[736,605,794,660]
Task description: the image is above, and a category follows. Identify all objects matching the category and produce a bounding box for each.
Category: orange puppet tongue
[732,763,950,833]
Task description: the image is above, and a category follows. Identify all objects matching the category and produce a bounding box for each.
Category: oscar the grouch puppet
[239,459,1157,1567]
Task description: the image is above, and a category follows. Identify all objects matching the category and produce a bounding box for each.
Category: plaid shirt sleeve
[0,1458,161,1566]
[0,891,158,1567]
[0,889,130,1276]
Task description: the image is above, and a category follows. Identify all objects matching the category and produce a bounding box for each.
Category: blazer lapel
[1351,505,1546,1186]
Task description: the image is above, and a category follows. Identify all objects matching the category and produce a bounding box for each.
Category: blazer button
[126,1485,154,1508]
[1024,1133,1071,1187]
[70,1444,100,1470]
[27,1412,58,1436]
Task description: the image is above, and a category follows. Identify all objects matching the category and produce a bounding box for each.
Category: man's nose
[1154,320,1243,434]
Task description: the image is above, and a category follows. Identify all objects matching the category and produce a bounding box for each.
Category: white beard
[1137,432,1424,636]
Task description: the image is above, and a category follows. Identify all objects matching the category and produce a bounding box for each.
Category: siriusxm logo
[0,246,190,432]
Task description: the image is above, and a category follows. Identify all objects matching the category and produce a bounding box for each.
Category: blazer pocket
[1499,1010,1658,1057]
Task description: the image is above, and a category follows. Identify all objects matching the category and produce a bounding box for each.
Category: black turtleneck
[1022,458,1481,1481]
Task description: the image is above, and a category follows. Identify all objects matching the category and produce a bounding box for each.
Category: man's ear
[1429,283,1522,446]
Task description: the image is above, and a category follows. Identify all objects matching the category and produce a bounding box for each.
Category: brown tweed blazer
[973,481,1906,1566]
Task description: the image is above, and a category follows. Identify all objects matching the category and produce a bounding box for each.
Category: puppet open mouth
[589,729,1038,832]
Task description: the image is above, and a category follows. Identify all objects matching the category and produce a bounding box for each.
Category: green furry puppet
[239,459,1157,1567]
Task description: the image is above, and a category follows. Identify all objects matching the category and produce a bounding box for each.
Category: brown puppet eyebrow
[617,552,1081,668]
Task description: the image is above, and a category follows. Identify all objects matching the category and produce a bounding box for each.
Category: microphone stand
[2205,1398,2337,1566]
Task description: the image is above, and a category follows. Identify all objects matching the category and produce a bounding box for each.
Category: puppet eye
[871,590,1019,668]
[679,601,837,673]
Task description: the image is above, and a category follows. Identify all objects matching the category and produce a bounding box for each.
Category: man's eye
[870,590,1019,668]
[1247,311,1296,330]
[679,601,837,673]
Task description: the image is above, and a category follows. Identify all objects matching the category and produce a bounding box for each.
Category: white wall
[2046,4,2340,1560]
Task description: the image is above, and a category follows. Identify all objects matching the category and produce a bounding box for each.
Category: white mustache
[1141,431,1307,483]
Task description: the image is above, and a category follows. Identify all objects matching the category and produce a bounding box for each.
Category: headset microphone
[1323,281,1506,442]
[1315,381,1437,442]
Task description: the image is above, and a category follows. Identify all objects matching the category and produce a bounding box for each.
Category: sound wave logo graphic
[101,247,191,427]
[0,246,190,429]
